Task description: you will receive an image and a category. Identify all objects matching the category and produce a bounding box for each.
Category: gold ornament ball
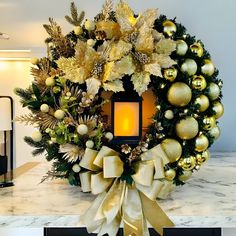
[212,101,224,119]
[74,26,83,35]
[87,39,96,47]
[54,109,65,120]
[163,20,177,37]
[161,138,182,162]
[178,156,196,171]
[207,82,220,100]
[45,77,55,87]
[201,59,215,76]
[209,126,221,140]
[191,75,207,91]
[176,39,188,56]
[196,150,210,165]
[178,170,192,182]
[181,59,198,76]
[203,116,216,130]
[105,132,114,141]
[32,131,42,142]
[194,95,210,112]
[72,164,81,173]
[84,20,96,31]
[30,57,39,65]
[86,140,94,149]
[190,42,204,57]
[195,134,209,152]
[163,67,178,82]
[77,124,89,135]
[175,116,199,140]
[167,82,192,107]
[164,110,174,120]
[165,169,176,181]
[40,104,49,113]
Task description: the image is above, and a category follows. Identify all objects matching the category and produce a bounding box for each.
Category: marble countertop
[0,153,236,228]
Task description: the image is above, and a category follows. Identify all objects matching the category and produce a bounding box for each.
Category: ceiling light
[0,32,10,40]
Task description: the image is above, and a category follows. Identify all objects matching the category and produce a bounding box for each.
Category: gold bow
[79,144,174,236]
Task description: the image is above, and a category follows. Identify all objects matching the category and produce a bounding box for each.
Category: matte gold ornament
[163,67,178,82]
[178,156,196,171]
[167,82,192,107]
[194,134,209,152]
[208,126,221,140]
[201,59,215,76]
[203,116,216,130]
[161,138,182,162]
[176,39,188,56]
[175,116,199,140]
[194,95,209,112]
[191,75,207,91]
[196,150,210,165]
[190,42,204,57]
[178,170,192,182]
[207,82,220,100]
[74,26,83,35]
[181,59,198,76]
[54,109,65,120]
[163,20,177,37]
[164,110,174,120]
[40,104,49,113]
[32,131,42,142]
[45,77,55,87]
[165,169,176,181]
[77,124,89,135]
[212,101,224,119]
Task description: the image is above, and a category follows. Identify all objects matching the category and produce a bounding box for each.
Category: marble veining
[0,153,236,227]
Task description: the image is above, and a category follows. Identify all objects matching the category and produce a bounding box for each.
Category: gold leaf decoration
[102,0,114,21]
[59,144,84,163]
[131,72,151,95]
[135,8,159,29]
[15,113,38,126]
[152,54,176,69]
[144,63,162,77]
[108,40,132,61]
[78,115,98,133]
[103,79,124,93]
[155,39,176,55]
[86,77,102,96]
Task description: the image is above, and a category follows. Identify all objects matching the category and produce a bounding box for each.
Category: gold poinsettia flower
[59,143,84,163]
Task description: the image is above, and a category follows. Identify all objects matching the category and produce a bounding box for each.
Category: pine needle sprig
[65,2,85,26]
[102,0,113,21]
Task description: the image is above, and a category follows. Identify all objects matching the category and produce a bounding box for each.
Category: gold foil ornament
[163,67,178,82]
[194,94,210,112]
[194,134,209,152]
[203,116,216,130]
[176,39,188,56]
[212,101,224,119]
[209,126,221,140]
[96,20,121,39]
[191,75,207,91]
[163,20,177,37]
[181,59,198,76]
[165,169,176,181]
[167,82,192,107]
[201,59,215,76]
[207,82,220,100]
[178,156,196,171]
[178,170,192,182]
[190,42,204,57]
[196,150,210,165]
[175,116,199,140]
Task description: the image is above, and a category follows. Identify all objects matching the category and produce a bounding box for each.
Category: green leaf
[32,83,41,100]
[68,172,77,186]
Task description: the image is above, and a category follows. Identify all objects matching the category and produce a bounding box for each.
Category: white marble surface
[0,153,236,228]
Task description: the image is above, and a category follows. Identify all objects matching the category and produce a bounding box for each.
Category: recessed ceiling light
[0,32,10,40]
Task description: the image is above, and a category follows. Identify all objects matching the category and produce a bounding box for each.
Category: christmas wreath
[15,1,224,235]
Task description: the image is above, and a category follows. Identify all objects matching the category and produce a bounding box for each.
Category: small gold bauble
[194,134,209,152]
[163,67,178,82]
[178,156,196,171]
[74,26,83,35]
[167,82,192,107]
[176,40,188,56]
[212,101,224,119]
[54,109,65,120]
[203,116,216,130]
[181,59,198,76]
[175,116,199,140]
[161,138,182,162]
[207,82,220,100]
[196,150,210,165]
[191,75,207,91]
[194,95,210,112]
[208,126,221,140]
[201,59,215,76]
[163,20,177,37]
[164,110,174,120]
[165,169,176,181]
[190,42,204,57]
[178,170,192,182]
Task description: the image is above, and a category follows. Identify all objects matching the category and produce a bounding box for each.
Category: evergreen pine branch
[32,148,45,156]
[14,87,32,102]
[102,0,113,21]
[65,2,85,26]
[39,170,66,184]
[71,2,78,21]
[24,136,45,148]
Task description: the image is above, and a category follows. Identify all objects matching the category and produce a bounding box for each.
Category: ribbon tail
[98,214,121,236]
[140,191,174,236]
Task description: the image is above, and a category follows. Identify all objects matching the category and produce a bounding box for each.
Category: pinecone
[95,31,107,41]
[92,61,104,76]
[126,31,139,44]
[132,51,150,64]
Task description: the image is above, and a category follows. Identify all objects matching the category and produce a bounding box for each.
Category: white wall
[0,228,43,236]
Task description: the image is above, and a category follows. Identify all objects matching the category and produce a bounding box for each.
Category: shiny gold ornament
[194,95,209,112]
[181,59,198,76]
[212,101,224,119]
[165,169,176,181]
[167,82,192,107]
[164,110,174,120]
[178,170,192,182]
[163,67,178,82]
[195,165,201,171]
[203,116,216,130]
[191,75,207,91]
[163,20,177,37]
[161,138,182,163]
[190,42,204,57]
[178,156,196,171]
[196,150,210,165]
[194,134,209,152]
[208,126,221,140]
[207,82,220,100]
[175,116,199,140]
[201,59,215,76]
[176,40,188,56]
